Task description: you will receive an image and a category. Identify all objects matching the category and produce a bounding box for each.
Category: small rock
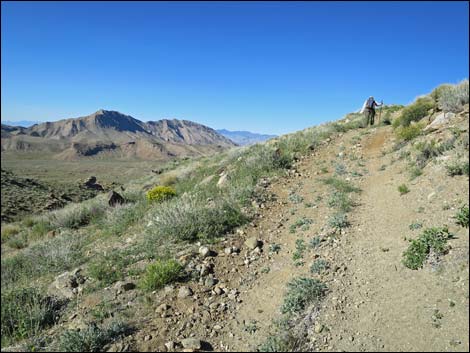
[199,246,211,258]
[205,277,217,287]
[144,335,152,341]
[180,338,202,350]
[156,304,170,313]
[224,247,232,255]
[165,341,176,351]
[245,237,260,250]
[115,281,136,292]
[314,323,324,333]
[178,286,193,298]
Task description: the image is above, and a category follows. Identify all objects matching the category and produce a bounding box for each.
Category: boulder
[424,112,456,132]
[48,269,84,299]
[217,173,229,188]
[108,190,125,207]
[84,176,104,191]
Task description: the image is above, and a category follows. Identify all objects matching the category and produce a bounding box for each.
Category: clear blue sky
[1,1,468,135]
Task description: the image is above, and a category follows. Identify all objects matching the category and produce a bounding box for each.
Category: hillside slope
[1,93,468,352]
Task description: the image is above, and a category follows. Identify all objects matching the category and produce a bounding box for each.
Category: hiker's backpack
[366,97,375,108]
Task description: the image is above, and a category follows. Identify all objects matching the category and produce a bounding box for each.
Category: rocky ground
[1,169,114,223]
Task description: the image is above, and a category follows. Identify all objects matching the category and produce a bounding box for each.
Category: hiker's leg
[371,110,375,125]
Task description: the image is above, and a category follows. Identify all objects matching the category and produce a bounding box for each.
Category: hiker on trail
[360,96,383,126]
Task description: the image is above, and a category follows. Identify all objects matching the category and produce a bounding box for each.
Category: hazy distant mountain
[217,129,277,146]
[1,110,236,160]
[2,120,40,127]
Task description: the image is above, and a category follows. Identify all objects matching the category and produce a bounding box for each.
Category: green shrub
[309,236,322,248]
[1,232,85,288]
[327,191,353,212]
[149,196,246,241]
[415,139,454,168]
[259,333,295,352]
[1,287,62,346]
[445,161,470,176]
[396,123,423,141]
[409,221,423,230]
[102,201,149,237]
[269,243,281,254]
[438,79,469,112]
[289,217,313,233]
[430,84,454,105]
[322,177,361,193]
[1,224,20,243]
[88,251,133,287]
[159,173,178,187]
[409,166,423,180]
[397,97,435,127]
[22,217,36,228]
[140,259,183,291]
[455,204,469,228]
[402,227,453,269]
[50,201,107,229]
[328,212,349,229]
[288,192,304,204]
[58,321,130,352]
[6,233,28,249]
[310,259,329,274]
[30,218,54,239]
[398,184,410,195]
[292,239,306,262]
[281,277,327,315]
[146,186,177,203]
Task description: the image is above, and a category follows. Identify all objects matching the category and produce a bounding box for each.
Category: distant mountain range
[216,129,277,145]
[2,120,40,127]
[1,110,236,160]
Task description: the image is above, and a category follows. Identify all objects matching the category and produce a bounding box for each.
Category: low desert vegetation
[393,97,435,128]
[395,123,424,141]
[280,277,327,315]
[321,176,361,194]
[310,259,329,274]
[328,212,349,230]
[139,259,183,291]
[455,204,469,228]
[434,79,469,113]
[1,287,63,347]
[58,321,131,352]
[292,239,307,265]
[402,227,454,270]
[146,185,177,203]
[1,224,20,243]
[398,184,410,195]
[445,160,470,176]
[289,217,313,233]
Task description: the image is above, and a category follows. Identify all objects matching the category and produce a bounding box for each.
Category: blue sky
[1,1,468,135]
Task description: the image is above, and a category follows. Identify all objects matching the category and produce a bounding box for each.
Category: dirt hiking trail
[214,126,468,352]
[127,123,468,353]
